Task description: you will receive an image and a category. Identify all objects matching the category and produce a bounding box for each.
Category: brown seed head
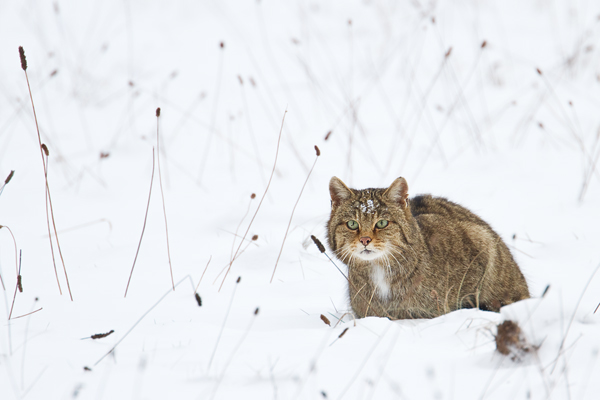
[91,330,115,340]
[320,314,331,326]
[311,235,326,253]
[536,68,542,75]
[41,144,49,156]
[236,276,241,284]
[254,307,259,315]
[324,130,332,141]
[19,46,27,71]
[481,40,487,48]
[220,41,225,49]
[17,275,23,292]
[84,366,92,371]
[445,47,452,58]
[50,70,58,77]
[156,107,161,117]
[314,145,320,156]
[195,293,202,306]
[251,193,256,199]
[5,170,15,184]
[338,327,349,338]
[252,234,258,241]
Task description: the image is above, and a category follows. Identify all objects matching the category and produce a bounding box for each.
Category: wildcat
[326,176,530,319]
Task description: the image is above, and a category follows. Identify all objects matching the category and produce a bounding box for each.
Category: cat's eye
[347,220,359,230]
[376,219,389,229]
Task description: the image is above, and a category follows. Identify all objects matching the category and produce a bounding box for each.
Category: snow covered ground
[1,0,600,398]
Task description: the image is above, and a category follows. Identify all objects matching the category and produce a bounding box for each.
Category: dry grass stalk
[8,250,23,319]
[208,276,242,372]
[124,149,156,298]
[155,107,175,291]
[270,145,320,283]
[219,110,287,291]
[195,255,212,292]
[19,46,72,300]
[96,275,194,366]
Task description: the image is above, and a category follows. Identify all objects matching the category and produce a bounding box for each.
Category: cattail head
[254,307,259,315]
[252,234,258,241]
[338,327,349,338]
[251,193,256,199]
[5,170,15,185]
[320,314,331,326]
[324,130,332,141]
[311,235,326,253]
[236,276,241,284]
[17,275,23,292]
[195,292,202,306]
[19,46,27,71]
[156,107,161,117]
[41,144,49,156]
[314,145,321,156]
[91,330,115,340]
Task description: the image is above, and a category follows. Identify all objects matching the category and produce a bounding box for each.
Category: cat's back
[410,194,492,230]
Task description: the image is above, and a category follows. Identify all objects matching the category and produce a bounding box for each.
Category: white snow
[1,1,600,399]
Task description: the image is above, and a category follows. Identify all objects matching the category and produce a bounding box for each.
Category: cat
[326,176,530,319]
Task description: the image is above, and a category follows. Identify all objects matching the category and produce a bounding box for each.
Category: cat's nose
[359,237,372,246]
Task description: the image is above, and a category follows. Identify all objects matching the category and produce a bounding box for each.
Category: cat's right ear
[384,177,409,208]
[329,176,353,209]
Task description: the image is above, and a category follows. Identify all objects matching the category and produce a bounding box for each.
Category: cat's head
[326,176,412,265]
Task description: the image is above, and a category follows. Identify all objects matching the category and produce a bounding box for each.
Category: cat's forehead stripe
[352,189,386,215]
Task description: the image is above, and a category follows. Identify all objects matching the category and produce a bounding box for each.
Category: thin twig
[219,109,287,291]
[270,146,320,282]
[124,149,156,298]
[156,108,175,290]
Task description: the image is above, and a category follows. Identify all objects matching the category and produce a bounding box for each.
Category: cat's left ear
[329,176,353,208]
[384,177,409,208]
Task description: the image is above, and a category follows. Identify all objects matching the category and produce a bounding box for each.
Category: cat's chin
[355,249,383,261]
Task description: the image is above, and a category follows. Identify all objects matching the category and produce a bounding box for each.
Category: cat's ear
[329,176,353,208]
[384,177,409,208]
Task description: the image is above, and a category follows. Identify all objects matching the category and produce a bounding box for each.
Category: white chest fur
[370,264,391,300]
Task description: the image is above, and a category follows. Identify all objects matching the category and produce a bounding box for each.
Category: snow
[1,0,600,399]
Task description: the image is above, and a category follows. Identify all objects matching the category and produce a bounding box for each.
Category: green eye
[347,220,359,230]
[376,219,389,229]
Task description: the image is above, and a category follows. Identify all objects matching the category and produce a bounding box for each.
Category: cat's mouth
[357,248,381,261]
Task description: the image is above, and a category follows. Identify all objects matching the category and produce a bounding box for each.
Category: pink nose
[359,237,372,246]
